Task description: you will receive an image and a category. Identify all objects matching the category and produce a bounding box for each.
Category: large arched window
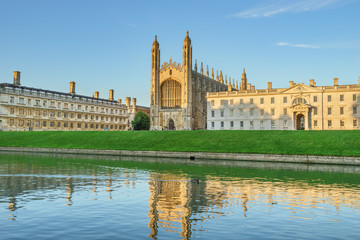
[292,97,308,105]
[161,80,181,109]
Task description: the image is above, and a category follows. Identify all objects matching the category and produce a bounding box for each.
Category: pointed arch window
[161,80,181,109]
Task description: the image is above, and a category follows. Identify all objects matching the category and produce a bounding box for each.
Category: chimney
[310,79,316,87]
[247,83,251,90]
[118,99,122,105]
[69,81,75,95]
[289,81,294,87]
[358,76,360,86]
[268,82,272,90]
[251,85,255,91]
[94,91,99,99]
[109,89,114,101]
[132,98,136,109]
[13,71,21,86]
[126,97,131,108]
[334,78,338,86]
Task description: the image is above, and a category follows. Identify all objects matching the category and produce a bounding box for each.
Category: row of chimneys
[11,72,136,107]
[12,71,359,99]
[69,81,136,107]
[266,77,357,90]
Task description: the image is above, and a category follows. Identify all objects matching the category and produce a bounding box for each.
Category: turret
[150,35,161,129]
[228,82,232,91]
[194,59,197,72]
[211,68,214,79]
[182,31,193,129]
[200,62,203,75]
[182,31,192,70]
[240,68,247,90]
[151,35,160,106]
[206,65,209,77]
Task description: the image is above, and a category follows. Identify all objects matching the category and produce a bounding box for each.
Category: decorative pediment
[290,102,311,111]
[280,83,320,94]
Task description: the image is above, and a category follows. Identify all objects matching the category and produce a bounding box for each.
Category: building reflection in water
[106,172,113,200]
[1,157,360,239]
[8,197,17,221]
[148,174,193,239]
[92,173,98,201]
[146,174,360,239]
[65,176,74,206]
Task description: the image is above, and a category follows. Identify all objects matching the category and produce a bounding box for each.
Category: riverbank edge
[1,146,360,165]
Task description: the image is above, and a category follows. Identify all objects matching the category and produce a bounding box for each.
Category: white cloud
[276,40,360,49]
[229,0,355,18]
[276,42,319,49]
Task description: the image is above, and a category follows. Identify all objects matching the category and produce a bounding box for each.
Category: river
[1,152,360,239]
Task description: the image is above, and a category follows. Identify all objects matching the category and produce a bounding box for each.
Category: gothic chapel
[150,31,230,130]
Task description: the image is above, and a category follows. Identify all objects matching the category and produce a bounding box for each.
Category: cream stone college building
[150,32,360,131]
[0,71,149,131]
[207,76,360,131]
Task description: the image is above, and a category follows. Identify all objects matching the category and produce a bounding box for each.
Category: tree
[131,111,150,130]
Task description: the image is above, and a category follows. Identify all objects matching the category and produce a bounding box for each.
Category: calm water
[1,153,360,240]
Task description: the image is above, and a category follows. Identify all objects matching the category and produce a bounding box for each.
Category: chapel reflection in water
[146,174,360,239]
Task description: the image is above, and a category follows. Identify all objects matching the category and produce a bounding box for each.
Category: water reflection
[146,175,360,239]
[65,176,73,206]
[1,153,360,239]
[148,174,194,239]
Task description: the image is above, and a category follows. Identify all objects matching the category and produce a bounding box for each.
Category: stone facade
[150,32,229,130]
[0,71,150,131]
[207,77,360,130]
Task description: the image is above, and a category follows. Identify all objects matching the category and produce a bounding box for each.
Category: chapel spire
[152,35,159,49]
[182,31,192,69]
[184,30,191,45]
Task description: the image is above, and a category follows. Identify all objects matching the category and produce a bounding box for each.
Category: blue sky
[1,0,359,106]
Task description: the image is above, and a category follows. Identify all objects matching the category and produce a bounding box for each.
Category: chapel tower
[150,32,228,130]
[150,35,161,128]
[182,31,193,129]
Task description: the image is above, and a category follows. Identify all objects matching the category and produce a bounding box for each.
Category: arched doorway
[296,114,305,130]
[168,119,175,130]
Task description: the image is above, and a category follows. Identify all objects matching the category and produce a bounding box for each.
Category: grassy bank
[0,130,359,156]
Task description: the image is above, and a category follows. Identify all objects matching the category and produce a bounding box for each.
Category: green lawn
[0,130,359,156]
